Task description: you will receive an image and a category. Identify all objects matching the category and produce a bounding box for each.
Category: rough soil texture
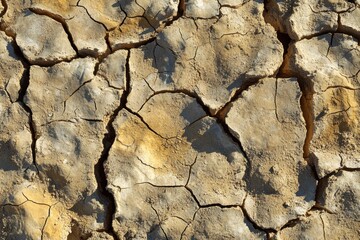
[0,0,359,239]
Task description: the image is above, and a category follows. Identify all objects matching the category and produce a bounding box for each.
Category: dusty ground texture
[0,0,359,239]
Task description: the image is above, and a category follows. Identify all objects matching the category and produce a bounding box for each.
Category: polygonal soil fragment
[77,0,126,30]
[226,78,316,230]
[25,58,96,126]
[279,171,360,239]
[111,184,198,239]
[66,7,108,57]
[185,0,220,18]
[0,183,71,240]
[14,11,76,65]
[182,207,266,239]
[25,57,124,127]
[0,32,25,102]
[339,6,360,39]
[97,50,128,89]
[264,0,357,40]
[106,92,248,238]
[318,170,360,220]
[185,118,247,206]
[0,92,32,173]
[129,0,283,113]
[279,210,360,240]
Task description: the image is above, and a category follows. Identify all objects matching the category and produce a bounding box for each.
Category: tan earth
[0,0,359,239]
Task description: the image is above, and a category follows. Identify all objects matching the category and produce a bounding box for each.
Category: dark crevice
[279,217,301,231]
[135,182,183,188]
[16,67,39,174]
[111,36,157,52]
[180,209,198,240]
[3,31,40,174]
[275,32,292,78]
[0,0,7,18]
[297,78,315,159]
[28,7,79,56]
[326,33,335,57]
[185,185,242,210]
[93,104,119,239]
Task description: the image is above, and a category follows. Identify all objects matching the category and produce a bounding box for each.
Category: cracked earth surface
[0,0,359,239]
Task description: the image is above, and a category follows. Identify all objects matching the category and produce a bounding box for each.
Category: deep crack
[92,50,131,240]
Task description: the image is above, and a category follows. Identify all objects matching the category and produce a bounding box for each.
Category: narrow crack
[180,209,199,240]
[134,182,183,188]
[124,106,170,139]
[274,78,281,123]
[40,204,52,240]
[0,36,41,173]
[136,157,158,169]
[62,79,93,114]
[215,78,260,119]
[150,204,169,240]
[240,203,275,237]
[319,214,327,240]
[185,155,198,186]
[322,85,360,92]
[76,3,109,31]
[21,193,57,240]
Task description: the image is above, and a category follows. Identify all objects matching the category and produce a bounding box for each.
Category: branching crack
[150,204,169,240]
[91,51,131,240]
